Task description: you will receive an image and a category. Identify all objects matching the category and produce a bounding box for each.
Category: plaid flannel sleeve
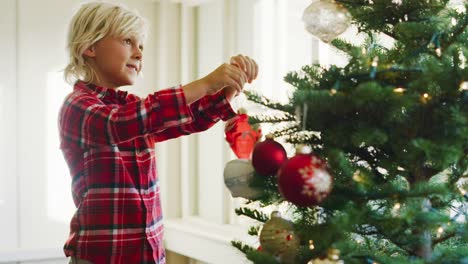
[151,88,237,143]
[59,87,193,148]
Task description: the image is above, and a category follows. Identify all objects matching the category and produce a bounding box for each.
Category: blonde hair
[64,1,148,84]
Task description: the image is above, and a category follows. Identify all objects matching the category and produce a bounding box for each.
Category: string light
[353,170,365,183]
[421,93,431,103]
[392,202,401,216]
[370,57,379,79]
[309,240,315,250]
[330,89,337,95]
[393,87,406,93]
[459,81,468,91]
[437,226,444,238]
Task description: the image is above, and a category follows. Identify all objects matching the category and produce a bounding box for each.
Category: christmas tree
[224,0,467,263]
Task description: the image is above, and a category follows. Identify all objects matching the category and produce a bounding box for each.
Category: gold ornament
[259,211,300,264]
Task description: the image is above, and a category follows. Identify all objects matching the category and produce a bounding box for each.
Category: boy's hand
[201,63,248,96]
[230,55,258,84]
[182,55,257,104]
[225,55,259,101]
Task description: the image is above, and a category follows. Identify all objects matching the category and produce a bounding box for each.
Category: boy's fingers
[227,75,242,93]
[253,59,258,80]
[246,56,255,82]
[231,55,257,83]
[231,63,246,84]
[230,65,247,87]
[230,56,247,72]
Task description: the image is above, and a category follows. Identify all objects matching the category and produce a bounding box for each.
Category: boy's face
[84,35,144,88]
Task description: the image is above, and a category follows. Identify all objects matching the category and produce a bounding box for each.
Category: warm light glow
[435,48,442,57]
[420,93,431,103]
[438,226,444,233]
[391,202,401,216]
[353,170,364,182]
[437,226,444,238]
[330,88,337,95]
[459,81,468,91]
[421,93,432,103]
[309,240,315,250]
[371,57,379,67]
[393,87,406,93]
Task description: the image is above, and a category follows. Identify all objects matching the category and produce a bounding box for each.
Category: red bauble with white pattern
[278,153,332,207]
[252,136,288,176]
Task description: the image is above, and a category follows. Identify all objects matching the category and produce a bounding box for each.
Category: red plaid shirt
[59,81,236,264]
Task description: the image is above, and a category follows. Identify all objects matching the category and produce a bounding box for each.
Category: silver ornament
[224,159,262,199]
[302,0,351,43]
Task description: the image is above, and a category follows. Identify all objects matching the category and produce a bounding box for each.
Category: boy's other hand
[201,63,248,96]
[230,55,258,84]
[225,55,259,101]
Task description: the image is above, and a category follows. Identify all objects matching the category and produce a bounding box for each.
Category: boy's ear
[83,45,96,58]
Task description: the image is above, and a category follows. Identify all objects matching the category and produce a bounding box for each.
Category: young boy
[60,2,258,264]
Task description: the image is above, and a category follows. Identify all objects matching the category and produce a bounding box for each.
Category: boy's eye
[124,38,132,45]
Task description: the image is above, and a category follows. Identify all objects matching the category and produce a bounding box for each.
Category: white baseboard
[164,217,251,264]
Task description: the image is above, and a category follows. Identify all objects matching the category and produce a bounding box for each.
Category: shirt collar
[74,81,128,102]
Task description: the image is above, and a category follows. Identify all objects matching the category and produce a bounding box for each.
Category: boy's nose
[133,48,143,60]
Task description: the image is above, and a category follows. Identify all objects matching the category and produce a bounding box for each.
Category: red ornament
[278,152,332,207]
[252,136,288,176]
[225,109,262,159]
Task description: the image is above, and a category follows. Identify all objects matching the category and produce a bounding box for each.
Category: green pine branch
[235,207,269,223]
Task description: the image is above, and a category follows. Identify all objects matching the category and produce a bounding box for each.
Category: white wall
[0,0,19,252]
